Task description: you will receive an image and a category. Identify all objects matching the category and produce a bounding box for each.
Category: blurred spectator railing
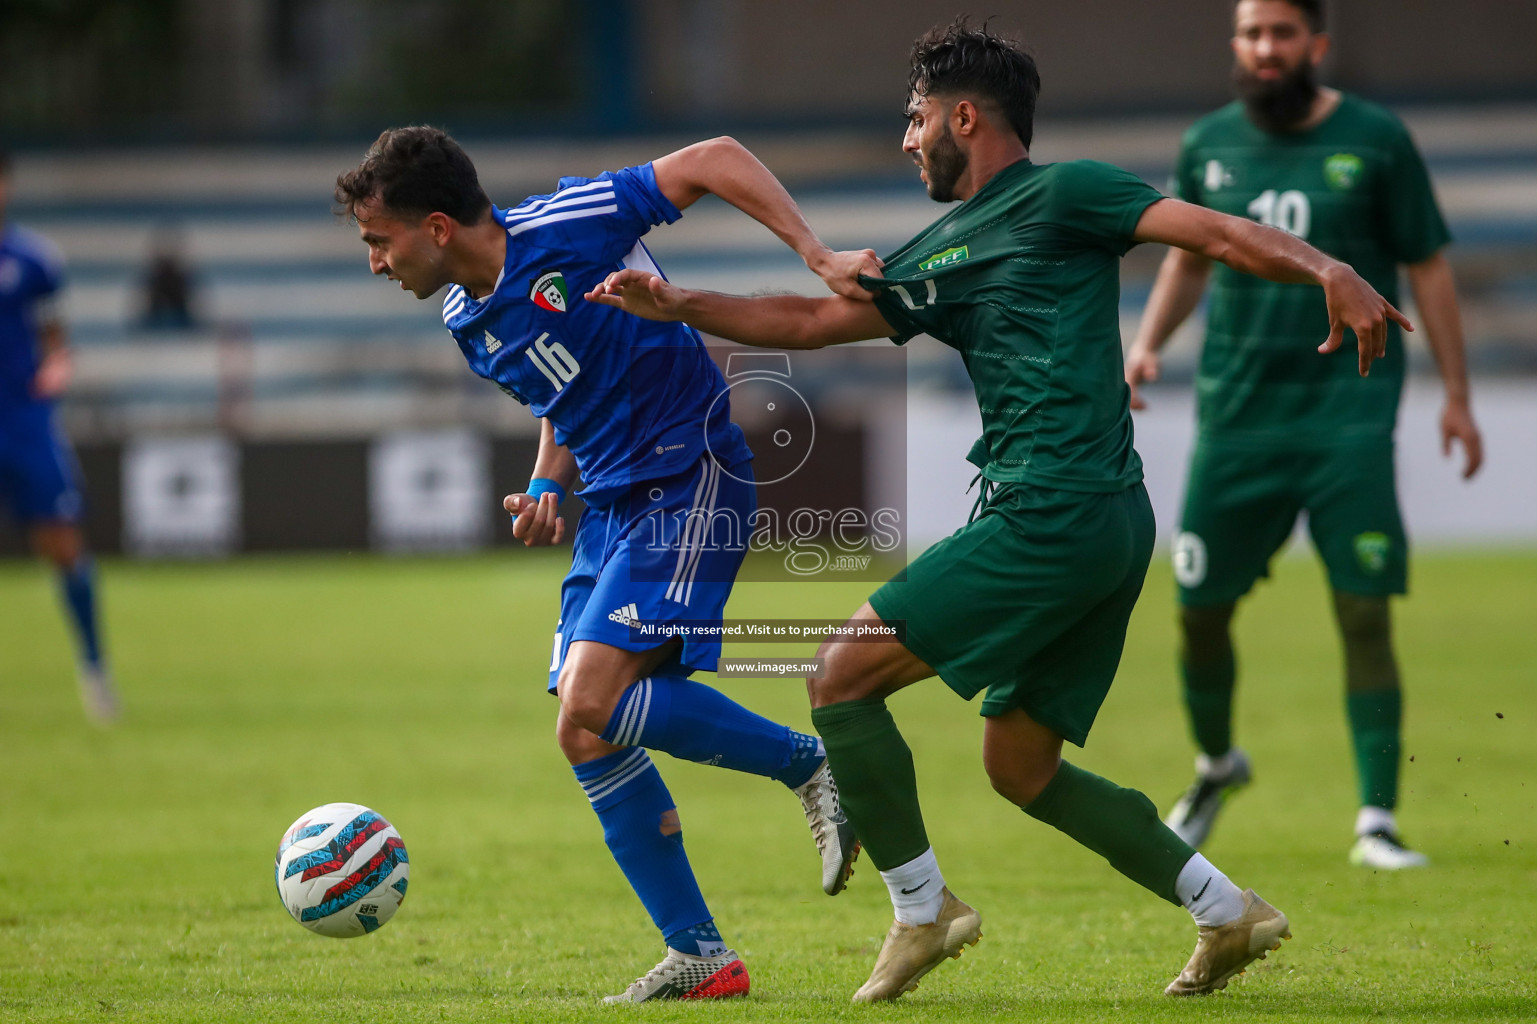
[63,328,537,440]
[9,117,1533,446]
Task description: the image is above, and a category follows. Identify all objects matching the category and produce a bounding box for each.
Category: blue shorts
[547,456,755,692]
[0,407,84,525]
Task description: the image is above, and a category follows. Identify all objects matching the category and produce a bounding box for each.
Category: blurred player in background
[590,19,1410,1001]
[1125,0,1482,870]
[336,128,875,1002]
[0,147,118,723]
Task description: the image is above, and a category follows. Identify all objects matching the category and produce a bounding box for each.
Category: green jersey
[866,159,1164,493]
[1175,94,1450,448]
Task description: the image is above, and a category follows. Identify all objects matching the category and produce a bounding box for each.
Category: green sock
[811,698,929,870]
[1183,685,1235,759]
[1024,761,1194,905]
[1333,592,1403,812]
[1180,604,1237,757]
[1347,689,1401,809]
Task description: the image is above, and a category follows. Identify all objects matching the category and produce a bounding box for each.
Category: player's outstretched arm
[651,137,884,300]
[586,269,894,350]
[1134,198,1413,377]
[1125,247,1212,409]
[1406,252,1483,478]
[503,418,577,547]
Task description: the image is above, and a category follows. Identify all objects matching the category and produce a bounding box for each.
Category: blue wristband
[525,478,566,504]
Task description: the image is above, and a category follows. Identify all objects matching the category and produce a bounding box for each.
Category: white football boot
[1350,830,1429,869]
[1165,749,1251,848]
[77,663,120,724]
[793,760,860,894]
[603,948,748,1002]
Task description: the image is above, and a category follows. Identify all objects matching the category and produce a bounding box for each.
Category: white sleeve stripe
[533,178,614,202]
[506,189,616,222]
[621,241,664,278]
[505,205,619,238]
[443,297,466,322]
[507,179,615,218]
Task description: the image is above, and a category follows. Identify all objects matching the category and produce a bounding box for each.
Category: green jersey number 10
[1246,189,1312,239]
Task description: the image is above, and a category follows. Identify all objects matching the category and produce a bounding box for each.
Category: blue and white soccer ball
[275,802,410,938]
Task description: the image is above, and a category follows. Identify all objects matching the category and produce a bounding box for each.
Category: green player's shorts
[1174,439,1407,606]
[869,482,1154,747]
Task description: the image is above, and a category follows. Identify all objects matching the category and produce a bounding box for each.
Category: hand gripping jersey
[441,163,751,503]
[1174,95,1451,448]
[863,159,1164,494]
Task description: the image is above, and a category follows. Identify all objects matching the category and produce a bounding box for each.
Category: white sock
[1356,805,1396,837]
[880,847,947,925]
[1176,853,1245,928]
[1195,749,1241,779]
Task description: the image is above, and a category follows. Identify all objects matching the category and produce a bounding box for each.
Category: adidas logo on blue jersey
[483,330,502,354]
[607,603,641,627]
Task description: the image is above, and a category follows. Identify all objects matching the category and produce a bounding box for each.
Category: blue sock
[572,749,724,955]
[601,676,824,788]
[57,556,103,668]
[782,729,825,789]
[666,921,726,959]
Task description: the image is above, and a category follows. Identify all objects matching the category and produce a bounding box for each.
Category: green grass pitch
[1,548,1533,1022]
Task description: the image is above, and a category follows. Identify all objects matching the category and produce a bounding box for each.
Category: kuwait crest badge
[530,271,568,313]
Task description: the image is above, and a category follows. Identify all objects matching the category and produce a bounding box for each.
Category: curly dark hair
[335,126,491,224]
[907,18,1041,148]
[1236,0,1324,31]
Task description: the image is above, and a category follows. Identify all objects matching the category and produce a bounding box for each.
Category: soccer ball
[274,802,410,938]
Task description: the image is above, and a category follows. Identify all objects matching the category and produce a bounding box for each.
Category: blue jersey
[441,163,751,503]
[0,224,65,417]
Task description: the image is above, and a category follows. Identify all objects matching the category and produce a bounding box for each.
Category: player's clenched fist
[808,248,886,301]
[585,270,687,322]
[503,491,566,547]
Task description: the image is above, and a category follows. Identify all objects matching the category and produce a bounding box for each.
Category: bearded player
[1124,0,1482,870]
[590,19,1412,1000]
[336,128,872,1001]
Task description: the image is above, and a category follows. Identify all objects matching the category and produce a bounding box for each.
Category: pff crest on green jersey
[919,245,970,272]
[1324,153,1365,191]
[530,270,568,312]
